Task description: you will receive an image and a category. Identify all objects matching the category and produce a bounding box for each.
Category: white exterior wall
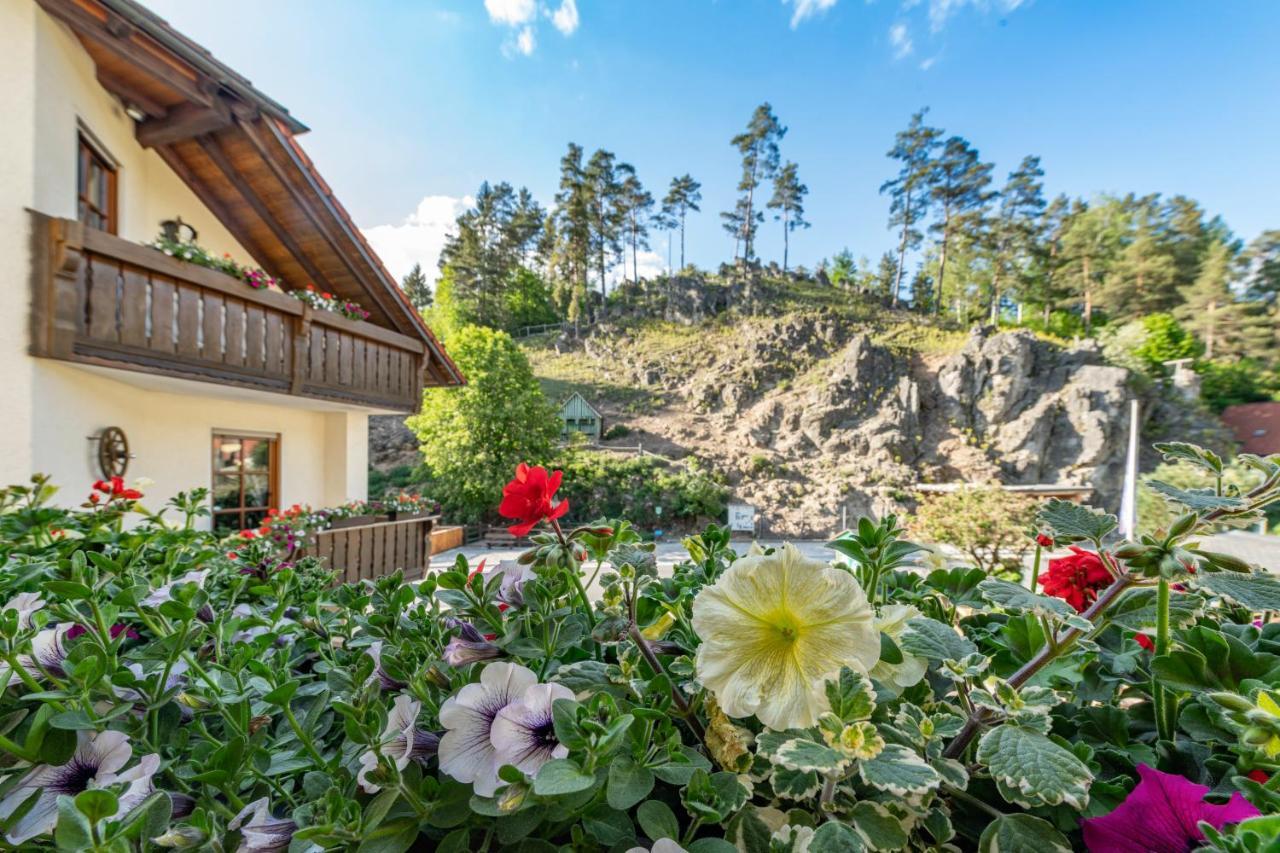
[0,3,370,522]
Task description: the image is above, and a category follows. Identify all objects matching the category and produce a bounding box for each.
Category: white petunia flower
[364,640,408,690]
[3,592,45,629]
[16,624,74,681]
[692,543,879,730]
[228,797,296,852]
[438,661,537,796]
[870,604,928,694]
[0,730,156,843]
[491,682,574,777]
[496,560,534,607]
[141,570,209,607]
[625,840,689,853]
[357,694,440,793]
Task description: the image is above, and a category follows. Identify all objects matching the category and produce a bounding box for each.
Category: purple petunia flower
[1082,764,1260,852]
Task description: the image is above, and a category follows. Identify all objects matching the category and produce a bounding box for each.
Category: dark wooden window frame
[77,130,118,234]
[211,431,280,532]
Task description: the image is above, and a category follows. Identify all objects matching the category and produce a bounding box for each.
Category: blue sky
[145,0,1280,281]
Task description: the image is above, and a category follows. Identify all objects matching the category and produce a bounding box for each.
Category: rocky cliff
[518,310,1229,536]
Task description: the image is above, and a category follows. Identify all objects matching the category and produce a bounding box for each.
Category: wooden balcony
[30,213,427,412]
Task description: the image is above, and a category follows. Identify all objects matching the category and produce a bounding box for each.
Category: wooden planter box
[328,514,389,530]
[389,510,440,523]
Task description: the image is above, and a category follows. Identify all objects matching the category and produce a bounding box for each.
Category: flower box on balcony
[327,514,389,530]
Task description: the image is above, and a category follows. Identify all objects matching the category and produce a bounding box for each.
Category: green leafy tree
[400,263,433,313]
[423,265,464,341]
[881,109,943,308]
[767,161,809,272]
[829,249,856,288]
[926,136,994,315]
[505,267,560,331]
[727,103,786,261]
[407,326,560,524]
[661,174,702,269]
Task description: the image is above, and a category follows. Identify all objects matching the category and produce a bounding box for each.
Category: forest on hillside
[396,104,1280,414]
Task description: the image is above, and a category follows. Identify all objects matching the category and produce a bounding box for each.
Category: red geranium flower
[1248,769,1269,784]
[94,476,142,501]
[1039,545,1113,613]
[1035,533,1054,548]
[498,463,569,537]
[1135,633,1154,652]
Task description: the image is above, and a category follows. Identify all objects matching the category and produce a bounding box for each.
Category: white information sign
[727,503,756,533]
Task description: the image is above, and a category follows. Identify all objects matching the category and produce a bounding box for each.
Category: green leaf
[636,800,679,843]
[1147,481,1246,513]
[262,680,299,706]
[605,755,654,810]
[688,840,738,853]
[1195,572,1280,611]
[74,789,118,822]
[978,814,1072,853]
[977,578,1093,630]
[54,796,93,851]
[48,710,96,731]
[825,667,876,722]
[1107,588,1205,630]
[1037,499,1117,542]
[899,618,978,662]
[770,766,822,800]
[773,737,849,774]
[850,801,908,850]
[809,821,868,853]
[531,758,595,796]
[976,725,1092,809]
[857,744,941,796]
[1154,441,1224,475]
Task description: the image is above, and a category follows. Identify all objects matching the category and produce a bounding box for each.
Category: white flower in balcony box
[491,682,574,777]
[870,604,928,694]
[2,592,45,629]
[691,543,879,730]
[228,797,297,852]
[4,623,76,685]
[357,694,440,793]
[141,569,209,607]
[438,661,537,796]
[0,730,158,843]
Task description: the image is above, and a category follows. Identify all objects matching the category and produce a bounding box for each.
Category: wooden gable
[35,0,463,388]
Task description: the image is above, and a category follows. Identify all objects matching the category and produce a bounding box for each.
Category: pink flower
[1082,764,1259,852]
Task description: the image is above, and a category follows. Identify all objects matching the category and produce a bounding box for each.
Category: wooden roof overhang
[35,0,464,388]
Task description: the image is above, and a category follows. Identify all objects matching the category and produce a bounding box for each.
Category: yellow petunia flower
[691,544,880,730]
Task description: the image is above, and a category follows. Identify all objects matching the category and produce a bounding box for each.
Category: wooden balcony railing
[30,213,426,412]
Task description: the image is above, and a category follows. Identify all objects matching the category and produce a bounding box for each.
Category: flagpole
[1118,398,1140,540]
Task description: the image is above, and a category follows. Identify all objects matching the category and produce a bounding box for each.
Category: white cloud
[484,0,535,26]
[549,0,579,36]
[786,0,838,28]
[889,22,913,58]
[919,55,938,70]
[503,25,536,57]
[361,195,473,284]
[607,249,668,286]
[920,0,1026,32]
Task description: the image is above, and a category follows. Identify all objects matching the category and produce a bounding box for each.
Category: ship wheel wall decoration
[94,427,131,480]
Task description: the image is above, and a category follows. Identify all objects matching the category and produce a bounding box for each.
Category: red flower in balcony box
[1039,545,1113,613]
[498,463,569,537]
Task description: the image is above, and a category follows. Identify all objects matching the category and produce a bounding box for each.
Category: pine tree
[875,252,899,302]
[1059,197,1125,332]
[553,143,592,330]
[661,174,702,270]
[616,164,653,283]
[1244,230,1280,302]
[727,103,786,261]
[585,149,624,316]
[987,155,1046,322]
[767,161,809,272]
[1099,195,1179,316]
[926,136,994,315]
[401,263,433,312]
[1176,238,1269,361]
[880,109,943,308]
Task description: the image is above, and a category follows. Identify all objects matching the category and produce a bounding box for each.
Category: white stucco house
[1,0,462,531]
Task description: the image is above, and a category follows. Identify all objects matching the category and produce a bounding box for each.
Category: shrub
[551,450,727,528]
[909,484,1038,574]
[1198,358,1277,413]
[602,423,631,440]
